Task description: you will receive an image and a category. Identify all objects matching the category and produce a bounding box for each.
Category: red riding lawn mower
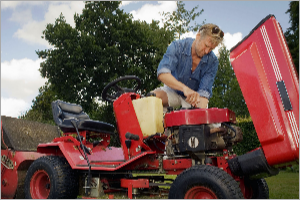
[1,15,299,199]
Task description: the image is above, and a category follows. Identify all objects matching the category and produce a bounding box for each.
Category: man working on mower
[153,23,224,112]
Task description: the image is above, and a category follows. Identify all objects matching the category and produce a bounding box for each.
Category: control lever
[125,132,140,141]
[125,139,131,159]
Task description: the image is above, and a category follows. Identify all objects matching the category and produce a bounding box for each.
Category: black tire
[169,165,243,199]
[244,178,269,199]
[24,156,78,199]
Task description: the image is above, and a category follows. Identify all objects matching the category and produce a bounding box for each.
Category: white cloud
[181,31,197,39]
[10,9,32,24]
[44,2,85,28]
[1,1,22,10]
[120,1,139,7]
[223,32,243,51]
[13,1,177,47]
[130,1,177,27]
[13,21,50,47]
[1,58,48,117]
[13,2,85,48]
[1,1,43,10]
[214,32,243,56]
[1,58,47,102]
[1,98,31,118]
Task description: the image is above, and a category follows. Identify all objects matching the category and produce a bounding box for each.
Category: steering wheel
[101,75,142,102]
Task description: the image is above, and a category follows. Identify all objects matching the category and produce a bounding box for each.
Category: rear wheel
[169,165,243,199]
[244,178,269,199]
[24,156,78,199]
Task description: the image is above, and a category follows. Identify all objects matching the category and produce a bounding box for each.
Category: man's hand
[183,86,209,108]
[196,97,209,108]
[183,86,200,106]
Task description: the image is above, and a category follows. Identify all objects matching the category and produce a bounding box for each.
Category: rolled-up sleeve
[157,41,178,77]
[197,59,218,99]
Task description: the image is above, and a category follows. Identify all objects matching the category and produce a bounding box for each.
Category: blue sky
[1,1,291,117]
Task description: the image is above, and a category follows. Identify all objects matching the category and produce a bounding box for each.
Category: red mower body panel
[113,93,152,160]
[1,150,45,199]
[230,15,299,166]
[164,108,236,128]
[37,136,126,170]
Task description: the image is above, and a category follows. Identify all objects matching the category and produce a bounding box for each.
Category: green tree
[209,45,249,117]
[161,1,205,39]
[35,1,174,125]
[284,1,299,74]
[20,82,57,124]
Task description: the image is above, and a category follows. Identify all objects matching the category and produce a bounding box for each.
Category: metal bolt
[2,179,7,186]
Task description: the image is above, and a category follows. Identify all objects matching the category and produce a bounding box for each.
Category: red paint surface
[230,16,299,165]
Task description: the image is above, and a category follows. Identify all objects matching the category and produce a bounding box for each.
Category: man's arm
[158,73,206,107]
[196,58,219,108]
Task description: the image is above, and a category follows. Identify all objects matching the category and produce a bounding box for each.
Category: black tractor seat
[51,100,115,134]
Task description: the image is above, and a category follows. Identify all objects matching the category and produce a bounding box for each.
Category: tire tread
[24,156,78,199]
[169,165,243,199]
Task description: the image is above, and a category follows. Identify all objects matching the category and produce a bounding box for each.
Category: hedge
[233,116,261,155]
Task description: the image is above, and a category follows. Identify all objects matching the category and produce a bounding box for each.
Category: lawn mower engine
[163,107,243,163]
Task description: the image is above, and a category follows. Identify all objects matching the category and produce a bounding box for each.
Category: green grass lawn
[265,171,299,199]
[98,170,299,199]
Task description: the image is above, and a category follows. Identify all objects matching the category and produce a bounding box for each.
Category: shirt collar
[201,54,209,63]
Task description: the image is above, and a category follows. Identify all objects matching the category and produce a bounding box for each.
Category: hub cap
[30,170,50,199]
[184,186,218,199]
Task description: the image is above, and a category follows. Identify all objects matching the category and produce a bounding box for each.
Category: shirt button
[189,78,191,80]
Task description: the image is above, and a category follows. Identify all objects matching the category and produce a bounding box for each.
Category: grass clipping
[1,115,61,151]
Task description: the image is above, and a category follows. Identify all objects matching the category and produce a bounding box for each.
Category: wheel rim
[184,186,218,199]
[30,170,51,199]
[244,187,253,199]
[243,181,254,199]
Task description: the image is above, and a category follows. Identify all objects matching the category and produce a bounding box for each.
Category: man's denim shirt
[157,38,218,99]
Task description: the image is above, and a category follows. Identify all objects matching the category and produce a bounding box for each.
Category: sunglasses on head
[211,26,224,38]
[200,26,224,38]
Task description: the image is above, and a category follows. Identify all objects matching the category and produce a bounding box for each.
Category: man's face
[194,34,217,58]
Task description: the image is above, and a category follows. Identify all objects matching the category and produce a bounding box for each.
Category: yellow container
[132,97,164,137]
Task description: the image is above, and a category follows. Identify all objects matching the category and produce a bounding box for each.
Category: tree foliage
[161,1,205,39]
[20,82,57,125]
[284,1,299,74]
[209,45,249,117]
[33,1,174,125]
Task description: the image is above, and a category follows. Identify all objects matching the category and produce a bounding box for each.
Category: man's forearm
[158,73,201,106]
[158,73,187,92]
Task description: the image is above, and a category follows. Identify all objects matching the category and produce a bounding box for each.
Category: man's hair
[198,23,224,46]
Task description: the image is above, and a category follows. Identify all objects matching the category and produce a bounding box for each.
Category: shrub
[233,116,261,155]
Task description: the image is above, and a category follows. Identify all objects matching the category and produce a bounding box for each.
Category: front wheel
[24,156,78,199]
[243,178,269,199]
[169,165,243,199]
